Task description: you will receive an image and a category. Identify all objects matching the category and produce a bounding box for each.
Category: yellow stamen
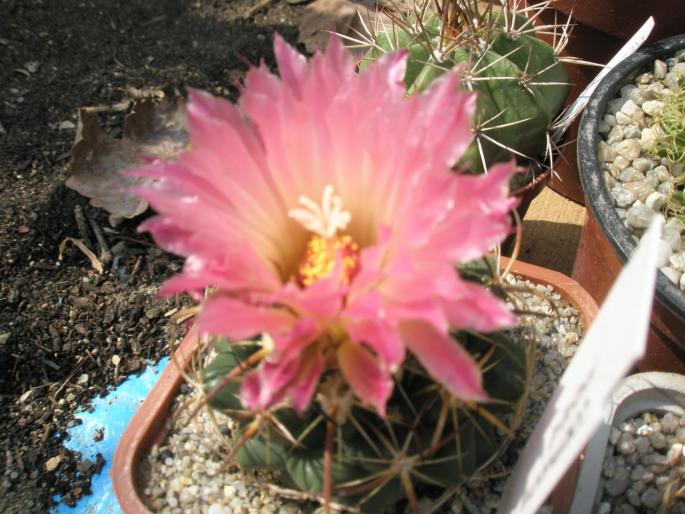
[295,234,359,288]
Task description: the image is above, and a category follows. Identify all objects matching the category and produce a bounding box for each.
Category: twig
[74,205,94,251]
[58,237,104,273]
[49,356,86,400]
[264,483,360,513]
[87,213,112,266]
[243,0,275,18]
[82,100,131,113]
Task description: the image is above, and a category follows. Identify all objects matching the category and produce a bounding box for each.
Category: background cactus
[355,0,571,173]
[201,263,531,513]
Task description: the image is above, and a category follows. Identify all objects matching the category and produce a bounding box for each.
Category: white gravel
[140,275,585,514]
[598,411,685,513]
[598,50,685,289]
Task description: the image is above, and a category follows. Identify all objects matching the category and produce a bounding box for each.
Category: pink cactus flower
[131,34,518,416]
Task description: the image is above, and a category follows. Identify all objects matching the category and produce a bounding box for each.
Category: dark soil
[0,1,303,511]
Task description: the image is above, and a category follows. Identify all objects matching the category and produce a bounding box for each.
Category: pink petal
[273,33,309,98]
[385,298,449,335]
[158,251,280,298]
[275,275,345,321]
[338,340,393,416]
[399,321,489,402]
[196,296,296,341]
[444,281,517,332]
[269,317,321,355]
[289,348,325,413]
[240,360,294,411]
[412,71,476,171]
[241,326,323,412]
[345,315,405,370]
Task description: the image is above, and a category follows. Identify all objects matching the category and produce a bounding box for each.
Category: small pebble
[615,504,637,514]
[614,139,642,160]
[605,467,630,496]
[645,191,667,211]
[640,488,661,509]
[626,202,656,229]
[641,100,664,116]
[598,141,617,161]
[626,488,641,507]
[618,433,637,455]
[636,436,651,454]
[654,59,668,79]
[670,252,685,271]
[662,413,680,433]
[611,186,636,208]
[601,409,685,513]
[619,167,643,182]
[676,427,685,443]
[649,431,667,450]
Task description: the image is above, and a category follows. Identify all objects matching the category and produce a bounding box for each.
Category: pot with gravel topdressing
[574,34,685,373]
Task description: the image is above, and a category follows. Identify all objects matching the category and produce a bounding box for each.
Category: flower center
[295,234,359,287]
[288,185,360,287]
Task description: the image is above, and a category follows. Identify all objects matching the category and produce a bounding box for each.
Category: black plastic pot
[574,34,685,373]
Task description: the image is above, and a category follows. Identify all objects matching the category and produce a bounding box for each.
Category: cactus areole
[361,0,571,172]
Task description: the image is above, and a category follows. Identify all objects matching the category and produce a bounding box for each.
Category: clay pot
[573,35,685,373]
[549,0,685,44]
[111,327,200,513]
[111,258,598,513]
[561,372,685,513]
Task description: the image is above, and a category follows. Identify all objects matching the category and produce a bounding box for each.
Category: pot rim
[568,371,685,514]
[578,34,685,321]
[110,258,598,513]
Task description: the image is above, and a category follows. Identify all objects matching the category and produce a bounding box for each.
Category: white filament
[288,185,351,238]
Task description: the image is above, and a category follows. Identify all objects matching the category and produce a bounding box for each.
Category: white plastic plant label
[551,16,655,140]
[498,216,663,514]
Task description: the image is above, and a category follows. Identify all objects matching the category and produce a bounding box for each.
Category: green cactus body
[361,3,570,172]
[202,280,529,513]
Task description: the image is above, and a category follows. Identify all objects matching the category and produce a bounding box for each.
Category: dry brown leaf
[66,99,187,225]
[298,0,381,53]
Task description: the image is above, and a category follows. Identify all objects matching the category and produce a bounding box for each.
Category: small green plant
[349,0,571,172]
[649,77,685,217]
[654,77,685,166]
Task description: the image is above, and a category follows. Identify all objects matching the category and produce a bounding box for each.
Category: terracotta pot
[111,258,598,513]
[111,327,200,513]
[573,34,685,374]
[549,0,685,44]
[560,372,685,513]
